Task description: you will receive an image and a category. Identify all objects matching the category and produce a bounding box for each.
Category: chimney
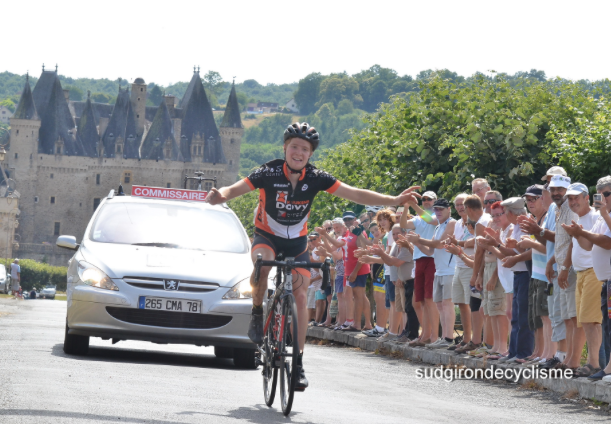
[63,89,70,101]
[164,95,175,117]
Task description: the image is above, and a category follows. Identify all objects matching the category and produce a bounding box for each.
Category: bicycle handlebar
[253,254,332,288]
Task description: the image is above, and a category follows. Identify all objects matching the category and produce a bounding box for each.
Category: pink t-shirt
[342,231,370,277]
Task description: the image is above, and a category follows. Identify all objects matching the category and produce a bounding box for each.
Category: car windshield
[90,201,248,253]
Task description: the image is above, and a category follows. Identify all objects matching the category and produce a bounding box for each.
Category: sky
[4,0,611,86]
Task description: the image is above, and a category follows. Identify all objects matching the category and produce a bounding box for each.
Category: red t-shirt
[342,231,370,277]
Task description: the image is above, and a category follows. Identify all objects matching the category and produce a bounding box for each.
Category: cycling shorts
[252,229,310,277]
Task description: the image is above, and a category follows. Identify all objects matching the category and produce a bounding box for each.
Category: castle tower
[219,80,243,185]
[8,75,42,248]
[130,77,147,137]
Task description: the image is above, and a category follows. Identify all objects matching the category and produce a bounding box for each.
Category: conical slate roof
[220,82,243,129]
[76,93,99,157]
[32,71,83,156]
[140,100,182,161]
[101,88,140,158]
[13,76,38,120]
[180,72,225,164]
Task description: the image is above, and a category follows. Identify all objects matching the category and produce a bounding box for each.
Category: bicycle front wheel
[262,299,278,407]
[279,293,299,416]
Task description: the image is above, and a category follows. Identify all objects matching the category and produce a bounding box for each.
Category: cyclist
[206,122,419,389]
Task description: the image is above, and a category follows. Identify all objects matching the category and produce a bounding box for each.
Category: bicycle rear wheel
[262,300,278,407]
[279,293,299,416]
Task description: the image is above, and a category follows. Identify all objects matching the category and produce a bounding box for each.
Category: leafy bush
[0,258,67,291]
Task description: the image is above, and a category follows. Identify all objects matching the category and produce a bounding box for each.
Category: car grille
[123,277,219,293]
[106,307,232,329]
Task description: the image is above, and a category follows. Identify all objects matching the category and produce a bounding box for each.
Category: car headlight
[77,261,119,291]
[222,278,252,299]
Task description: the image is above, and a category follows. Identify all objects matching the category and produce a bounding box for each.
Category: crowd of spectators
[305,167,611,381]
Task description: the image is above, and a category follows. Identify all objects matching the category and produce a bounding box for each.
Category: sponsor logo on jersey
[274,183,290,188]
[278,211,287,218]
[276,191,288,204]
[302,184,308,191]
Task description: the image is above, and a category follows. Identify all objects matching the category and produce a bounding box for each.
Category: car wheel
[214,346,234,359]
[51,296,55,300]
[233,347,257,369]
[63,322,89,355]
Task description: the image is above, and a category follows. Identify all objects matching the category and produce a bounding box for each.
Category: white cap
[332,217,344,224]
[549,174,571,189]
[541,166,567,181]
[422,191,437,200]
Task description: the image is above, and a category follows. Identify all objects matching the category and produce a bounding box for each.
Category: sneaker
[588,369,611,381]
[362,328,384,337]
[296,367,309,390]
[455,341,478,354]
[497,355,514,364]
[468,346,489,356]
[540,357,561,370]
[377,332,395,342]
[409,338,431,347]
[394,334,410,343]
[428,339,453,349]
[425,338,444,348]
[448,341,466,351]
[602,374,611,382]
[247,313,264,344]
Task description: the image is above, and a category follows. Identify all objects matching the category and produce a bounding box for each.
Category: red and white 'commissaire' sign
[131,185,208,201]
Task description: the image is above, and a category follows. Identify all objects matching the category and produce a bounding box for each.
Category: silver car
[0,265,10,294]
[39,285,56,299]
[57,188,259,368]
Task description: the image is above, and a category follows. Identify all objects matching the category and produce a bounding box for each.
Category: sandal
[487,353,506,360]
[341,325,360,332]
[575,364,600,378]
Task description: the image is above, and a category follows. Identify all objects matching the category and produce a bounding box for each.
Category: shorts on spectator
[452,267,474,304]
[324,285,332,297]
[414,257,435,302]
[433,274,453,303]
[348,274,367,288]
[482,262,506,316]
[575,268,603,327]
[395,280,409,313]
[560,269,577,320]
[547,275,566,343]
[528,279,548,331]
[307,286,316,309]
[373,277,386,295]
[315,289,327,301]
[470,296,482,312]
[334,275,344,294]
[385,275,395,308]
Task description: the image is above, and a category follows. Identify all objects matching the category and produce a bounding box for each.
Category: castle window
[140,88,143,92]
[96,174,100,185]
[50,173,53,179]
[116,145,122,154]
[14,153,18,159]
[56,146,62,154]
[166,183,171,188]
[16,130,19,135]
[54,222,61,236]
[230,138,235,144]
[229,160,233,165]
[123,171,131,184]
[50,196,55,204]
[204,182,213,192]
[93,198,101,211]
[137,114,140,118]
[137,98,140,101]
[34,196,39,203]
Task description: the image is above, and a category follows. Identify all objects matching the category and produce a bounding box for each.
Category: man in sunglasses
[562,176,611,380]
[483,191,503,215]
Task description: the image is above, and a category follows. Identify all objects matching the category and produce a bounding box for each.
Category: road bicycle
[254,254,330,416]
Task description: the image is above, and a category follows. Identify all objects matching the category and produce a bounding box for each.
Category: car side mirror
[56,235,79,251]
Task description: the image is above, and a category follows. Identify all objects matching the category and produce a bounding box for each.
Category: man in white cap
[558,183,602,377]
[541,166,568,182]
[10,259,20,299]
[563,176,611,380]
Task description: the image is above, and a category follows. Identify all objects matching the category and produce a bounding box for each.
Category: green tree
[236,92,248,111]
[294,73,324,115]
[317,74,360,108]
[64,86,83,101]
[227,191,258,236]
[148,84,163,106]
[91,92,113,104]
[336,99,354,115]
[0,98,16,112]
[203,71,224,96]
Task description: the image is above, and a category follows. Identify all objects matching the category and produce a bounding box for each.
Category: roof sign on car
[131,185,208,201]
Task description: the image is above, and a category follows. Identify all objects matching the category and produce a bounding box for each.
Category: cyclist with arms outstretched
[206,122,419,390]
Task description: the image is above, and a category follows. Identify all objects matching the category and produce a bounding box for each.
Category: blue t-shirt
[413,213,436,260]
[544,203,557,272]
[532,212,549,282]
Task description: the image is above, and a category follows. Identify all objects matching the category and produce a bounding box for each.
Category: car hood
[41,289,55,293]
[79,240,253,288]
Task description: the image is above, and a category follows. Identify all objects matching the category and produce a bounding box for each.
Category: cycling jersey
[244,159,341,239]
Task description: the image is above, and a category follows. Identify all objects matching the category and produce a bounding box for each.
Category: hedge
[0,258,68,291]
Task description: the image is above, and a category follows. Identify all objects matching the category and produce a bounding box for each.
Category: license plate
[138,297,201,314]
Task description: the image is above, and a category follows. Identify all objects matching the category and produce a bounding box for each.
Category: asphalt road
[0,298,609,424]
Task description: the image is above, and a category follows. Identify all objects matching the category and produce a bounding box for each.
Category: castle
[8,67,243,265]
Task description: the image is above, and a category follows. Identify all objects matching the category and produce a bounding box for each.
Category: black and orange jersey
[244,159,341,239]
